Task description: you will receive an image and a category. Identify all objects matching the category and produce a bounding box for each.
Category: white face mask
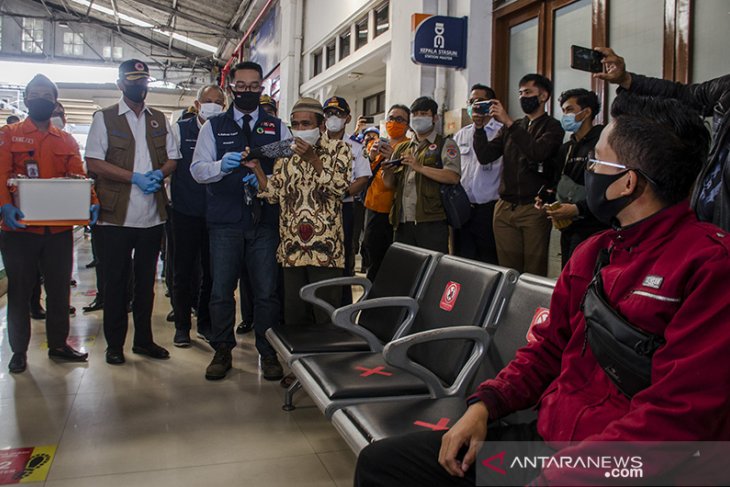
[292,128,321,146]
[325,116,346,133]
[410,116,434,135]
[198,102,224,121]
[50,116,64,129]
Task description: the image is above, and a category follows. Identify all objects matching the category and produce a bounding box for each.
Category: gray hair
[196,84,225,101]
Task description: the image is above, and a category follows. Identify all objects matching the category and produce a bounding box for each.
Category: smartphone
[570,45,604,73]
[472,100,492,115]
[361,116,375,123]
[537,185,557,204]
[387,158,404,167]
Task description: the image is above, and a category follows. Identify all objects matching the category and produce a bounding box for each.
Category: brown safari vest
[389,134,447,229]
[95,104,169,225]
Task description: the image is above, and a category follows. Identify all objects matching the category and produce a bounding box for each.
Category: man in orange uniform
[0,74,99,374]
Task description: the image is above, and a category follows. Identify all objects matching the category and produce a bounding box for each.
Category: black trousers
[98,224,164,351]
[91,224,105,302]
[362,210,393,281]
[1,230,73,352]
[239,264,254,325]
[30,269,43,312]
[283,266,343,326]
[394,220,449,254]
[342,202,356,305]
[355,422,546,487]
[171,209,211,335]
[453,201,498,264]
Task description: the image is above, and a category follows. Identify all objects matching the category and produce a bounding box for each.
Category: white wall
[302,0,377,52]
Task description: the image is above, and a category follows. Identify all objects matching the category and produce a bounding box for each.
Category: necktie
[242,114,252,141]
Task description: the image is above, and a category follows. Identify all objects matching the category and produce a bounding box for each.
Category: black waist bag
[581,251,665,398]
[440,183,471,229]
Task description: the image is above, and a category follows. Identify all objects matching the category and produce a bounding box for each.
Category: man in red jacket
[354,94,730,486]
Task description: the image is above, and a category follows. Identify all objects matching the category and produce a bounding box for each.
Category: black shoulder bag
[581,248,665,398]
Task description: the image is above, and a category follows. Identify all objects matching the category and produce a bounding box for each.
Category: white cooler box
[8,178,92,226]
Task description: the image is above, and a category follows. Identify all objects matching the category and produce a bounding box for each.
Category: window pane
[113,47,124,60]
[375,3,389,38]
[313,52,322,77]
[508,18,538,119]
[607,0,664,114]
[356,17,368,50]
[692,0,730,83]
[551,0,592,117]
[340,31,351,59]
[22,18,44,54]
[326,41,336,68]
[103,46,112,59]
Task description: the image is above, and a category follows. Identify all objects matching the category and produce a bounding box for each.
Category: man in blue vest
[191,61,291,381]
[169,84,226,347]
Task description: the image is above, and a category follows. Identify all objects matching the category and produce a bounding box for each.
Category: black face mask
[584,169,633,226]
[520,95,542,115]
[123,85,148,103]
[232,91,260,112]
[26,98,56,122]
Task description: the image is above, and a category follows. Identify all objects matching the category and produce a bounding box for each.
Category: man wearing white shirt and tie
[453,84,503,264]
[190,61,291,382]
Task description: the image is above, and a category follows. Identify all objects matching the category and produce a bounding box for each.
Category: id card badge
[25,159,40,178]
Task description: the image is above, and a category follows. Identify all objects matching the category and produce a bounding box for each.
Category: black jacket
[553,124,607,232]
[627,73,730,230]
[474,113,565,205]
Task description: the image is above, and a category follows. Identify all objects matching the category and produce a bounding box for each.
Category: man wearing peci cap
[86,59,180,365]
[0,74,98,373]
[248,97,351,325]
[191,61,291,382]
[322,96,372,304]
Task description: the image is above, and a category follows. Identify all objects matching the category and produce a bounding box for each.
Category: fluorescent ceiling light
[0,60,179,89]
[69,0,218,53]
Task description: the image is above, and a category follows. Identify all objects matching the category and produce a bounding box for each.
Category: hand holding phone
[571,45,604,73]
[472,101,492,115]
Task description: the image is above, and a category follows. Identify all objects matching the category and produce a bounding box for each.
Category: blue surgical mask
[561,110,585,133]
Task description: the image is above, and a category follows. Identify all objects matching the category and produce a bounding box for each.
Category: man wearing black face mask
[355,94,730,487]
[1,74,98,373]
[191,61,291,382]
[86,59,180,365]
[474,73,564,276]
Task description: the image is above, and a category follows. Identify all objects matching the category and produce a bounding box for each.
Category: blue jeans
[208,223,280,356]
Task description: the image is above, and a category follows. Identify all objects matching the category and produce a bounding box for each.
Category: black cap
[323,96,351,115]
[119,59,150,81]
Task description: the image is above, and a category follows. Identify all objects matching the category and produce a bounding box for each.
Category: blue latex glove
[221,152,243,173]
[1,203,26,230]
[147,169,164,183]
[242,173,259,190]
[89,204,100,226]
[131,172,161,194]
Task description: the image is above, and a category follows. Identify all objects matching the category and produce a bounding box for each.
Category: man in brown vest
[85,59,180,365]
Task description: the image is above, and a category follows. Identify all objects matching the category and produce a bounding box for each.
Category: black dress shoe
[9,353,27,373]
[236,322,254,334]
[31,308,46,320]
[106,349,125,365]
[83,299,104,313]
[132,343,170,359]
[49,345,88,362]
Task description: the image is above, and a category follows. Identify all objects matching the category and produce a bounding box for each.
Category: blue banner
[411,15,468,69]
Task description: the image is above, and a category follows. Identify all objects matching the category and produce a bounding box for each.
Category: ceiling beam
[27,0,215,68]
[119,0,239,37]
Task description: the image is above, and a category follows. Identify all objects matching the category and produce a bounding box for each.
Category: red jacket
[471,202,730,477]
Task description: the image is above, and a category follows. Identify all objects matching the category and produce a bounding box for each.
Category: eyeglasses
[229,82,261,92]
[586,157,627,173]
[387,116,408,124]
[587,152,659,187]
[324,111,345,119]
